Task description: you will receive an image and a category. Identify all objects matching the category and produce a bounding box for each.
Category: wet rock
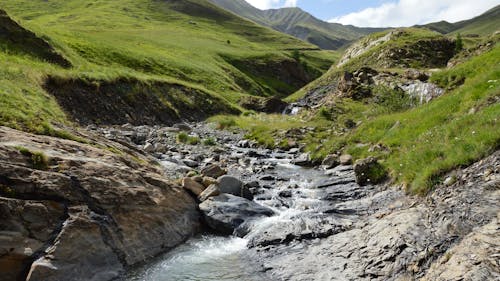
[292,153,312,167]
[259,175,276,181]
[353,157,387,186]
[339,154,353,165]
[237,140,250,148]
[182,177,206,196]
[321,154,340,169]
[199,194,274,235]
[401,80,444,104]
[278,190,292,198]
[182,159,199,168]
[217,175,253,200]
[201,164,226,178]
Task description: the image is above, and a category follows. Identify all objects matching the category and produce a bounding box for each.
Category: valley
[0,1,499,281]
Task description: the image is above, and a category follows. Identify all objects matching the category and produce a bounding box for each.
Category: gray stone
[339,154,353,165]
[217,175,253,200]
[199,194,274,235]
[353,157,387,186]
[322,154,340,169]
[183,159,199,168]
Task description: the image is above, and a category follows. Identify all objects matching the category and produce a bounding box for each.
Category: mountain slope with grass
[209,0,385,50]
[212,27,500,193]
[0,0,337,131]
[420,4,500,36]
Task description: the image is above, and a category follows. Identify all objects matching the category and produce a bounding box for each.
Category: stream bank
[96,122,499,281]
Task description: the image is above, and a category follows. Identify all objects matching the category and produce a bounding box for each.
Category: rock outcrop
[249,150,499,281]
[0,126,199,281]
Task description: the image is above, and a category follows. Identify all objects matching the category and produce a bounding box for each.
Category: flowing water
[127,153,331,281]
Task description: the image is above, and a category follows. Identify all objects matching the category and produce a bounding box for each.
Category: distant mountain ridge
[208,0,385,50]
[418,4,500,36]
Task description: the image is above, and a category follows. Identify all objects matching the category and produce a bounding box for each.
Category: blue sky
[244,0,500,27]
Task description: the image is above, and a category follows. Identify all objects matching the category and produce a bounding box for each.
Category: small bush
[372,86,415,113]
[177,132,200,145]
[187,136,200,145]
[216,117,236,129]
[319,106,335,121]
[202,137,217,146]
[176,132,189,143]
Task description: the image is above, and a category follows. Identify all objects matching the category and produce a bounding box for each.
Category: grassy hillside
[211,30,500,194]
[421,4,500,36]
[451,4,500,36]
[208,0,385,50]
[0,0,337,131]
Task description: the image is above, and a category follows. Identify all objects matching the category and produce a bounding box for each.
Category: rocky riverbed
[1,123,498,281]
[93,122,499,280]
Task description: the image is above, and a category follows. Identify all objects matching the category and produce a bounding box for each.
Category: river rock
[217,175,253,200]
[202,176,217,188]
[143,142,154,153]
[199,194,274,235]
[182,177,206,196]
[339,154,353,165]
[321,154,340,169]
[353,157,387,185]
[198,184,221,202]
[0,126,199,281]
[201,164,226,178]
[182,159,199,168]
[291,153,312,167]
[173,123,192,131]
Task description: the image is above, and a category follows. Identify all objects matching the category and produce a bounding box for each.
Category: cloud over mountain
[329,0,499,27]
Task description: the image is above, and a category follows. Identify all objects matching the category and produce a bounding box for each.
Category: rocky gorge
[2,120,497,281]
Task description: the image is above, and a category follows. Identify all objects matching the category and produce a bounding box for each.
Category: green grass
[16,146,50,170]
[216,43,500,194]
[176,132,201,145]
[0,0,337,134]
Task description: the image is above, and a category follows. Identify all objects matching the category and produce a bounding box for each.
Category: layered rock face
[249,151,499,280]
[0,126,199,281]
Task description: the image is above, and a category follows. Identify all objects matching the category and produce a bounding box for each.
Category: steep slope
[420,4,500,36]
[0,10,70,67]
[451,4,500,35]
[0,0,337,131]
[209,0,384,50]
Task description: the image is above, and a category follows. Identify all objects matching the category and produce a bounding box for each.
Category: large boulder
[0,126,199,281]
[353,157,388,185]
[199,194,274,235]
[217,175,253,200]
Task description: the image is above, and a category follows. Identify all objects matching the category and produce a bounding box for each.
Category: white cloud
[330,0,500,27]
[245,0,297,10]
